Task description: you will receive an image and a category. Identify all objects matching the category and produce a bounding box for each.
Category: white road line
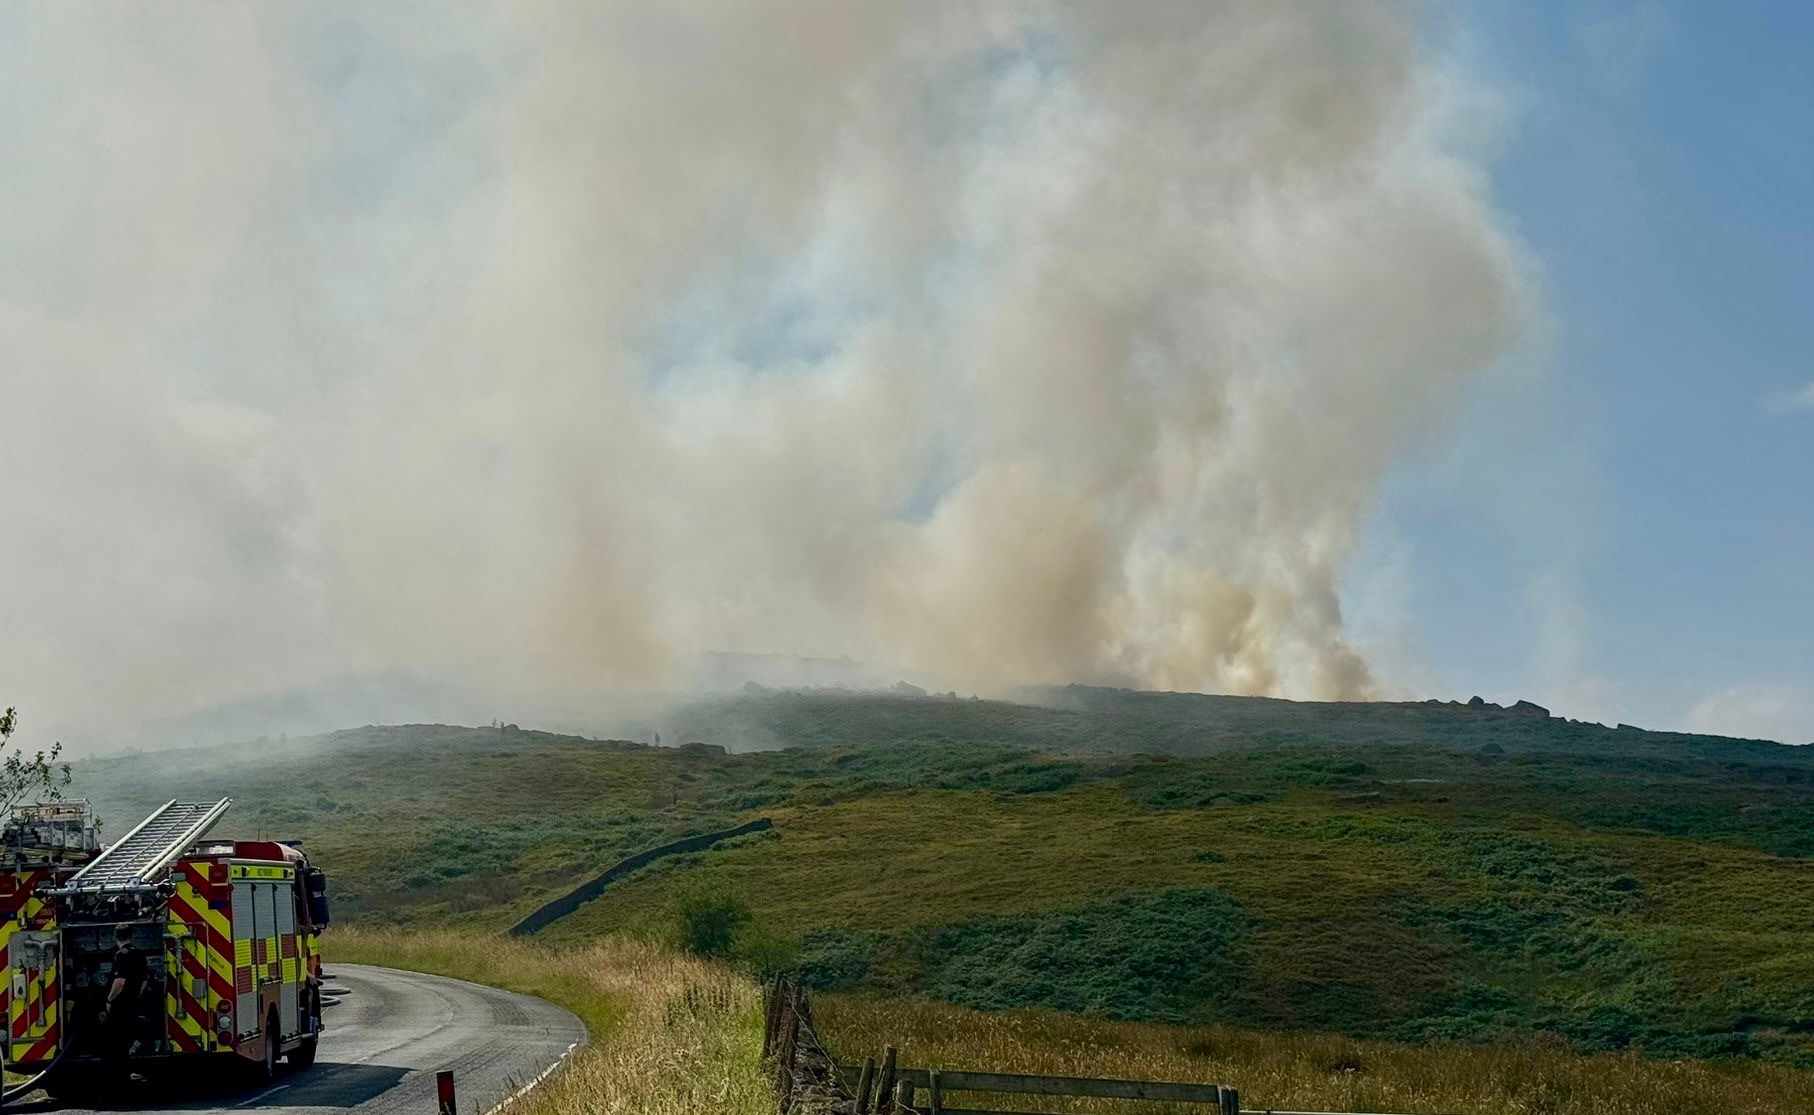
[234,1083,290,1107]
[480,1040,580,1115]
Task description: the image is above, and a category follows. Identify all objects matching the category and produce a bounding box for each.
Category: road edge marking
[481,1039,581,1115]
[236,1082,291,1106]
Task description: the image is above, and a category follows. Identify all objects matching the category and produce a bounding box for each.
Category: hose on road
[1,1007,78,1103]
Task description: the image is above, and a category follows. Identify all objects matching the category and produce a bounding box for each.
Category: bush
[673,882,752,959]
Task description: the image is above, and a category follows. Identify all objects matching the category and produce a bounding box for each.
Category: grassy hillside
[550,782,1813,1061]
[66,688,1814,1068]
[72,725,753,925]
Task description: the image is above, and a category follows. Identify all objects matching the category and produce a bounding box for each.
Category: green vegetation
[552,785,1814,1063]
[799,889,1249,1022]
[69,688,1814,1070]
[0,705,72,816]
[673,881,753,959]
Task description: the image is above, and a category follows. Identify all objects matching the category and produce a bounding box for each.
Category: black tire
[290,990,321,1069]
[256,1009,279,1085]
[289,1035,318,1069]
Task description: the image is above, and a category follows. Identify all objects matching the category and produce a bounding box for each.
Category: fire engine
[0,799,330,1093]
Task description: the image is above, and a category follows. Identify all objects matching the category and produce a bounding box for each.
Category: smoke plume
[0,2,1529,744]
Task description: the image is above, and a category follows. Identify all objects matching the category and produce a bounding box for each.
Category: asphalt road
[17,964,586,1115]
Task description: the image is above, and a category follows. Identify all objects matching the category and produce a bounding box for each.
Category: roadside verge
[331,927,775,1115]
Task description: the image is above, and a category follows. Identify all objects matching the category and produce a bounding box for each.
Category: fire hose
[1,1005,78,1103]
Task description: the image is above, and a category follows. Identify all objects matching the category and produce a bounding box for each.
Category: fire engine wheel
[290,1033,319,1069]
[290,991,321,1069]
[257,1009,280,1084]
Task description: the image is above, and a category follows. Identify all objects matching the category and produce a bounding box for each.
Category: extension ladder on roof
[52,798,232,894]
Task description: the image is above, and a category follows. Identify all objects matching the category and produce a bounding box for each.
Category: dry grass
[817,994,1814,1115]
[330,927,774,1115]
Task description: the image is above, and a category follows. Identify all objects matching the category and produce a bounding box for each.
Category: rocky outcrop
[1449,696,1550,717]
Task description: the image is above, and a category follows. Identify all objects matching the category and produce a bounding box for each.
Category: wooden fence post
[829,1055,1248,1115]
[761,979,779,1059]
[875,1046,898,1112]
[855,1057,876,1115]
[774,988,801,1104]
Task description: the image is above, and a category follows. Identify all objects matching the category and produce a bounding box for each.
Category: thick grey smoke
[0,2,1528,744]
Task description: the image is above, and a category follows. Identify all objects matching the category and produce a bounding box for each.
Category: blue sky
[1347,2,1813,741]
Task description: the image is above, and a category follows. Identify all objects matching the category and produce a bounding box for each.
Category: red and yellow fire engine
[0,799,330,1091]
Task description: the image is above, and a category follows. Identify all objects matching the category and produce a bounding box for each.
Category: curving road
[16,964,586,1115]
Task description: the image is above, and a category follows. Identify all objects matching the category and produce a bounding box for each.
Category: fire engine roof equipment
[49,798,232,896]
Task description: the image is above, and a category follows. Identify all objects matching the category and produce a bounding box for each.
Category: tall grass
[816,994,1814,1115]
[331,927,774,1115]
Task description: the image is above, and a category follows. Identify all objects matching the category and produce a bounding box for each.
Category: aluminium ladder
[52,798,232,894]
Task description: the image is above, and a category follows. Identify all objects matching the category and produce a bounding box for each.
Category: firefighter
[100,923,148,1079]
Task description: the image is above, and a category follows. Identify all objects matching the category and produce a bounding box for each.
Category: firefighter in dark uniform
[101,923,148,1079]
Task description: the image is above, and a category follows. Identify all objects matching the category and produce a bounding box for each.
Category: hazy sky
[1342,2,1812,742]
[1,2,1808,746]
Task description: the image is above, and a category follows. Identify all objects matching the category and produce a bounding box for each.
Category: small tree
[0,707,73,819]
[673,880,752,959]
